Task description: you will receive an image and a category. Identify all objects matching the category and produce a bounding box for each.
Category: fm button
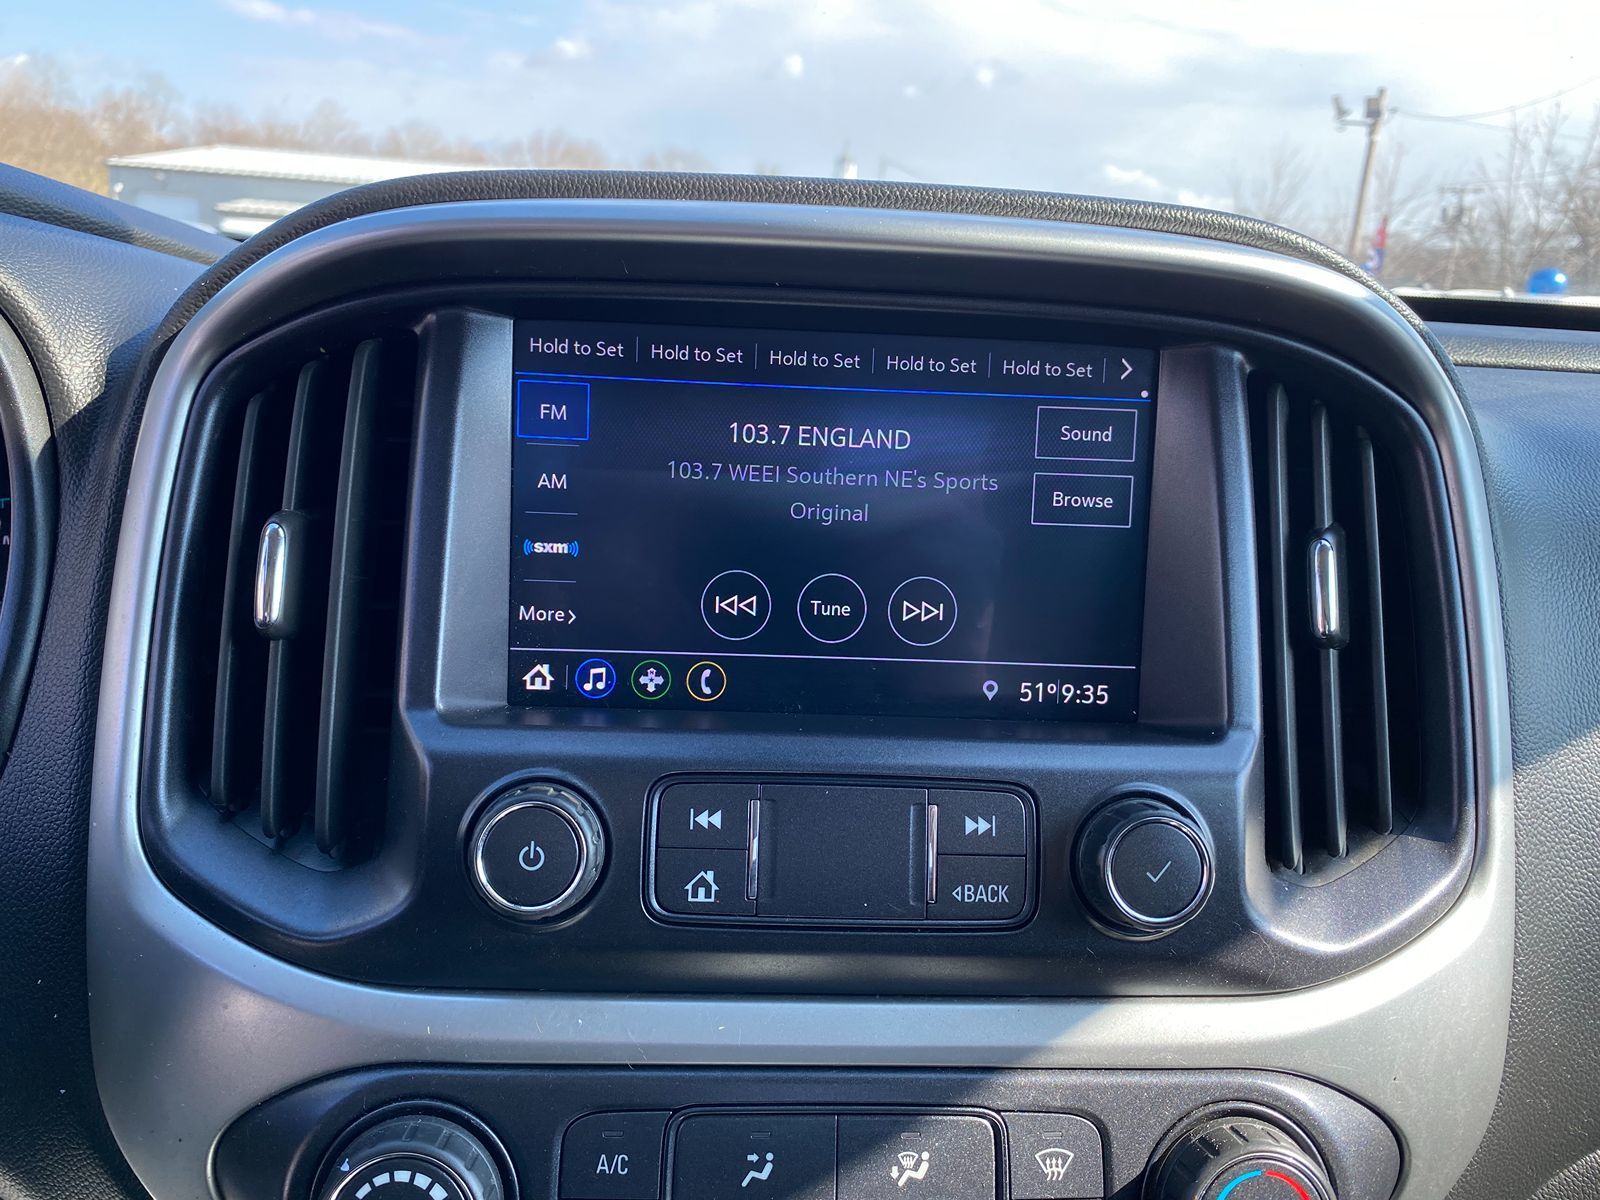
[469,782,606,920]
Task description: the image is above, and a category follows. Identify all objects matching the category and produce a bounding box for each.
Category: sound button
[702,570,772,640]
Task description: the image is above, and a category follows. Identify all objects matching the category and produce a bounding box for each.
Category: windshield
[4,1,1598,297]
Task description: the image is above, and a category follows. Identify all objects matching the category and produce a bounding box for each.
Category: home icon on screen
[684,870,720,904]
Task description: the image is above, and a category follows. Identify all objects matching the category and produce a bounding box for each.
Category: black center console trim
[89,199,1512,1200]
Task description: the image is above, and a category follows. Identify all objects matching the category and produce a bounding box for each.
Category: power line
[1399,73,1600,123]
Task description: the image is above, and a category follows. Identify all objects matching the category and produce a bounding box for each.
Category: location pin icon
[982,680,999,700]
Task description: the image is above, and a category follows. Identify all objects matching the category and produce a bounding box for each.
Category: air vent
[191,335,418,863]
[1249,381,1423,874]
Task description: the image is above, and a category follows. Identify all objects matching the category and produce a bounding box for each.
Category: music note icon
[573,657,616,700]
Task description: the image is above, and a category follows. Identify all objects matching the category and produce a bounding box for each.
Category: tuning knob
[1146,1114,1335,1200]
[318,1113,506,1200]
[1073,794,1213,937]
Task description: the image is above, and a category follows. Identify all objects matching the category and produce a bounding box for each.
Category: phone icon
[687,661,727,702]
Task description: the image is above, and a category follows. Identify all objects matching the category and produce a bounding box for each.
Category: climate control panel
[212,1068,1400,1200]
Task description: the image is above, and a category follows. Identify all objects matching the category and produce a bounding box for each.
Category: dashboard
[4,169,1597,1200]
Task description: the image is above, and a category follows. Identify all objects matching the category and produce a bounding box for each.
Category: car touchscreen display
[507,319,1158,721]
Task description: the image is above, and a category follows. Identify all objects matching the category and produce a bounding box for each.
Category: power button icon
[518,841,547,872]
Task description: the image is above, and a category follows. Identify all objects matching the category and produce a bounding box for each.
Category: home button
[654,847,754,917]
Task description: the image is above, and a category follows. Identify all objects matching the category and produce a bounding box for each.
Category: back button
[934,855,1026,921]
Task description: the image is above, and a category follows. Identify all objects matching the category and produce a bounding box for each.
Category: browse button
[1031,473,1134,528]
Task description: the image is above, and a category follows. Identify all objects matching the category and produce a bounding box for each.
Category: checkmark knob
[1073,794,1213,937]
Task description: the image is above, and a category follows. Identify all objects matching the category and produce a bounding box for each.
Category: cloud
[220,0,419,43]
[200,0,1600,222]
[1103,164,1162,192]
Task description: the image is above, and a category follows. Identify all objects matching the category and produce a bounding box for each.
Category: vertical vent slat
[1263,384,1304,873]
[314,341,384,856]
[210,391,285,812]
[177,326,414,865]
[1310,404,1348,859]
[261,358,345,840]
[1358,429,1395,835]
[1252,378,1419,875]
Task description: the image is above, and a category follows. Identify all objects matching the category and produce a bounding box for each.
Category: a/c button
[560,1111,668,1200]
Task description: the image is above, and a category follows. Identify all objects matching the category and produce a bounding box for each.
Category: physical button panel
[555,1109,1105,1200]
[646,779,1035,928]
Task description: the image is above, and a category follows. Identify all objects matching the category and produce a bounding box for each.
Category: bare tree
[498,131,610,169]
[1229,140,1313,230]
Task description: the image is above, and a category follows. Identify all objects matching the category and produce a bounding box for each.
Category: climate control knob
[1146,1114,1334,1200]
[1073,794,1212,936]
[318,1113,506,1200]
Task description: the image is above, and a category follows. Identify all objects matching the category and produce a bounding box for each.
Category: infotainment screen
[507,319,1158,721]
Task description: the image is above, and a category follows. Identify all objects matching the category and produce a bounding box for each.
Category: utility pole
[1334,87,1388,260]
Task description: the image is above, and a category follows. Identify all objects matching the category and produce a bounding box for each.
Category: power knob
[318,1113,506,1200]
[468,781,606,920]
[1146,1114,1335,1200]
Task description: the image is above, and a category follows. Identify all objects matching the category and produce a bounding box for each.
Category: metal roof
[105,144,472,185]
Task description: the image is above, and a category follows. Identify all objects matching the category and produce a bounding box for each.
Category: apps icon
[631,659,672,700]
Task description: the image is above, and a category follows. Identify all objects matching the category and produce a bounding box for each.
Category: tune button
[797,573,868,642]
[469,783,605,920]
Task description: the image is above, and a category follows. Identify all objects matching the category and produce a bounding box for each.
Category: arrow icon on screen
[1120,357,1134,380]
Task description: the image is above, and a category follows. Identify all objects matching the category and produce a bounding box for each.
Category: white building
[106,144,466,238]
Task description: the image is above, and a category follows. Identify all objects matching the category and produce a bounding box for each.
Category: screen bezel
[425,289,1230,740]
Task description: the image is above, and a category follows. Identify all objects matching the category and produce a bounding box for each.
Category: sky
[5,0,1600,225]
